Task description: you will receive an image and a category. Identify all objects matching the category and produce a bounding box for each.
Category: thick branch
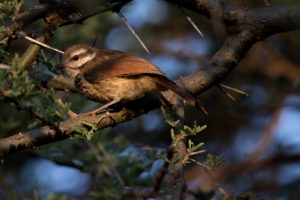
[166,0,300,33]
[0,96,161,157]
[42,74,77,92]
[60,0,133,26]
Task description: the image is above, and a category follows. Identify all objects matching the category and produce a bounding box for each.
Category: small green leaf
[194,142,205,151]
[188,139,194,150]
[81,120,97,131]
[170,128,175,142]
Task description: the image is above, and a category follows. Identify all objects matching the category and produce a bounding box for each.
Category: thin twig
[152,148,173,194]
[117,12,150,54]
[219,84,249,96]
[16,31,64,54]
[178,5,205,39]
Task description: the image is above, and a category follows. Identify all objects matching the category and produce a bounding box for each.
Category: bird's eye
[71,55,79,61]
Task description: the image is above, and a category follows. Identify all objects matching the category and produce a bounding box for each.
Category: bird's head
[54,44,97,78]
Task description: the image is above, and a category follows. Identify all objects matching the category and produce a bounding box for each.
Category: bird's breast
[74,74,162,104]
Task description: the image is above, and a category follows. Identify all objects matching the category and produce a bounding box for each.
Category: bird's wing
[83,51,165,83]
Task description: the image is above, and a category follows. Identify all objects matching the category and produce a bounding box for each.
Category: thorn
[198,103,208,115]
[218,85,237,101]
[16,31,64,54]
[40,49,47,62]
[117,11,150,54]
[178,5,205,39]
[190,150,206,156]
[219,84,249,96]
[91,35,99,47]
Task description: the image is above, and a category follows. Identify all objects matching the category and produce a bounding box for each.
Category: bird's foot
[82,107,114,117]
[84,98,121,116]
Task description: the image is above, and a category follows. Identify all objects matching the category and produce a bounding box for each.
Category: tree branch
[42,74,77,92]
[60,0,133,26]
[166,0,300,32]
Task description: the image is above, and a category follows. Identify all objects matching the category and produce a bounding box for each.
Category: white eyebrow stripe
[73,52,97,67]
[70,48,88,58]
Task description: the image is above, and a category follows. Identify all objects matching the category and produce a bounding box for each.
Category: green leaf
[71,126,93,140]
[0,0,20,23]
[204,154,226,170]
[170,128,175,143]
[183,121,207,135]
[194,142,205,150]
[160,106,179,127]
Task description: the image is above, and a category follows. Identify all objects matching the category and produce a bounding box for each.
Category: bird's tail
[151,76,208,115]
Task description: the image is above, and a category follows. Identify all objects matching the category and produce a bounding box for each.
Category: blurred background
[1,0,300,199]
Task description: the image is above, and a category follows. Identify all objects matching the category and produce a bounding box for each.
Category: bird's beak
[52,63,66,71]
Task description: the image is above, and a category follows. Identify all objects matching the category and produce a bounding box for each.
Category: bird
[54,44,207,115]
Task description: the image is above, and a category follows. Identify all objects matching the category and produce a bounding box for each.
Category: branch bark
[166,0,300,33]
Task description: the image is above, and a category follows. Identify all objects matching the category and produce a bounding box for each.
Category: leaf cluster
[0,54,70,128]
[161,106,225,170]
[71,116,106,140]
[0,0,23,24]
